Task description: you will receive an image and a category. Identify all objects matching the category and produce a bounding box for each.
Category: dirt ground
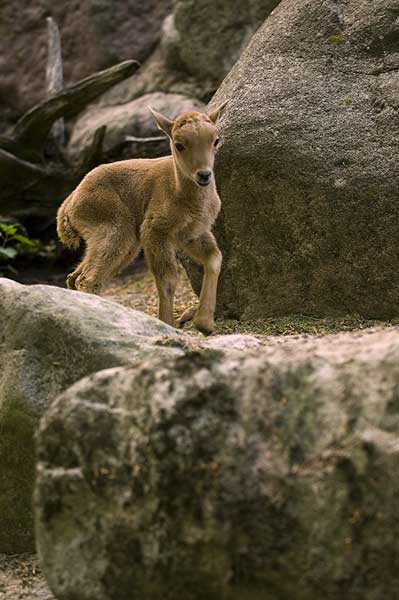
[0,553,54,600]
[105,264,399,337]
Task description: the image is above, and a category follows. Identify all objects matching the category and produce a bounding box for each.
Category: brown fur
[57,104,227,334]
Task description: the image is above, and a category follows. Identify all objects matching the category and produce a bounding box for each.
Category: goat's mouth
[196,179,211,187]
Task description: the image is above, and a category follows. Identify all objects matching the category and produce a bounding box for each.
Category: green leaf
[0,247,18,259]
[13,234,34,246]
[0,224,17,235]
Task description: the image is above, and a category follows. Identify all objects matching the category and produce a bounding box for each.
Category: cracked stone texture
[36,327,399,600]
[186,0,399,319]
[0,278,184,553]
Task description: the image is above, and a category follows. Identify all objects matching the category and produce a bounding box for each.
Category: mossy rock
[35,327,399,600]
[0,277,184,553]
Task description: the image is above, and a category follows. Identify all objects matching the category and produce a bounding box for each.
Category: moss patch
[328,31,344,44]
[209,315,399,337]
[0,399,36,553]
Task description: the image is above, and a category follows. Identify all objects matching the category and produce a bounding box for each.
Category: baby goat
[57,103,226,335]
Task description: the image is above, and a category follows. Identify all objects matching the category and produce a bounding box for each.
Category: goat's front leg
[182,231,222,335]
[144,241,178,327]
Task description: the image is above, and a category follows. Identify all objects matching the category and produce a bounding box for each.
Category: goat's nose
[197,169,212,182]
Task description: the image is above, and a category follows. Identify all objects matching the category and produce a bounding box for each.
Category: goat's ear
[207,100,228,124]
[149,107,174,137]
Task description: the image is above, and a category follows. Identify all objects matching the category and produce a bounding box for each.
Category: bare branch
[46,17,65,146]
[79,125,107,172]
[13,59,140,151]
[124,135,166,143]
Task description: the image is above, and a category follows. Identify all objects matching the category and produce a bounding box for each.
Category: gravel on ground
[0,553,54,600]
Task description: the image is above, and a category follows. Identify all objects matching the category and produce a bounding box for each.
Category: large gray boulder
[173,0,282,82]
[0,278,183,553]
[35,327,399,600]
[193,0,399,319]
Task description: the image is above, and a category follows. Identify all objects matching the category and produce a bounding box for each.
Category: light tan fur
[57,103,227,334]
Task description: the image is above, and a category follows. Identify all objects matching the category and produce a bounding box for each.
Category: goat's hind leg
[115,243,141,275]
[75,224,138,294]
[144,242,178,326]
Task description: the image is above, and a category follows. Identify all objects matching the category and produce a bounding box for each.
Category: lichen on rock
[0,277,185,553]
[35,327,399,599]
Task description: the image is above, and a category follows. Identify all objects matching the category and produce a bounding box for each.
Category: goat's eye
[175,142,185,152]
[214,137,220,148]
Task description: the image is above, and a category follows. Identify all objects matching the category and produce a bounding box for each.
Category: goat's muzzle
[196,169,212,187]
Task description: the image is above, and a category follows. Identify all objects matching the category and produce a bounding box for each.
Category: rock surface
[174,0,281,82]
[36,327,399,600]
[0,278,183,553]
[91,21,214,110]
[0,0,171,128]
[68,92,205,162]
[194,0,399,319]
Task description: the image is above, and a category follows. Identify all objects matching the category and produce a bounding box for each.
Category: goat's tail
[56,194,81,250]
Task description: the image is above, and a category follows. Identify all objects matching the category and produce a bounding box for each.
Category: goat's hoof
[194,316,214,336]
[178,305,197,328]
[66,274,76,290]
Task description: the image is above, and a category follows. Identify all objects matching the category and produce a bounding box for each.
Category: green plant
[0,222,39,275]
[328,31,344,44]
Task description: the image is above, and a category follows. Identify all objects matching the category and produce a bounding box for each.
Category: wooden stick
[13,60,140,150]
[46,17,65,147]
[79,126,107,172]
[124,135,166,143]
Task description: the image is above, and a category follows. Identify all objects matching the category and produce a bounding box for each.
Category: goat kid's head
[150,102,227,188]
